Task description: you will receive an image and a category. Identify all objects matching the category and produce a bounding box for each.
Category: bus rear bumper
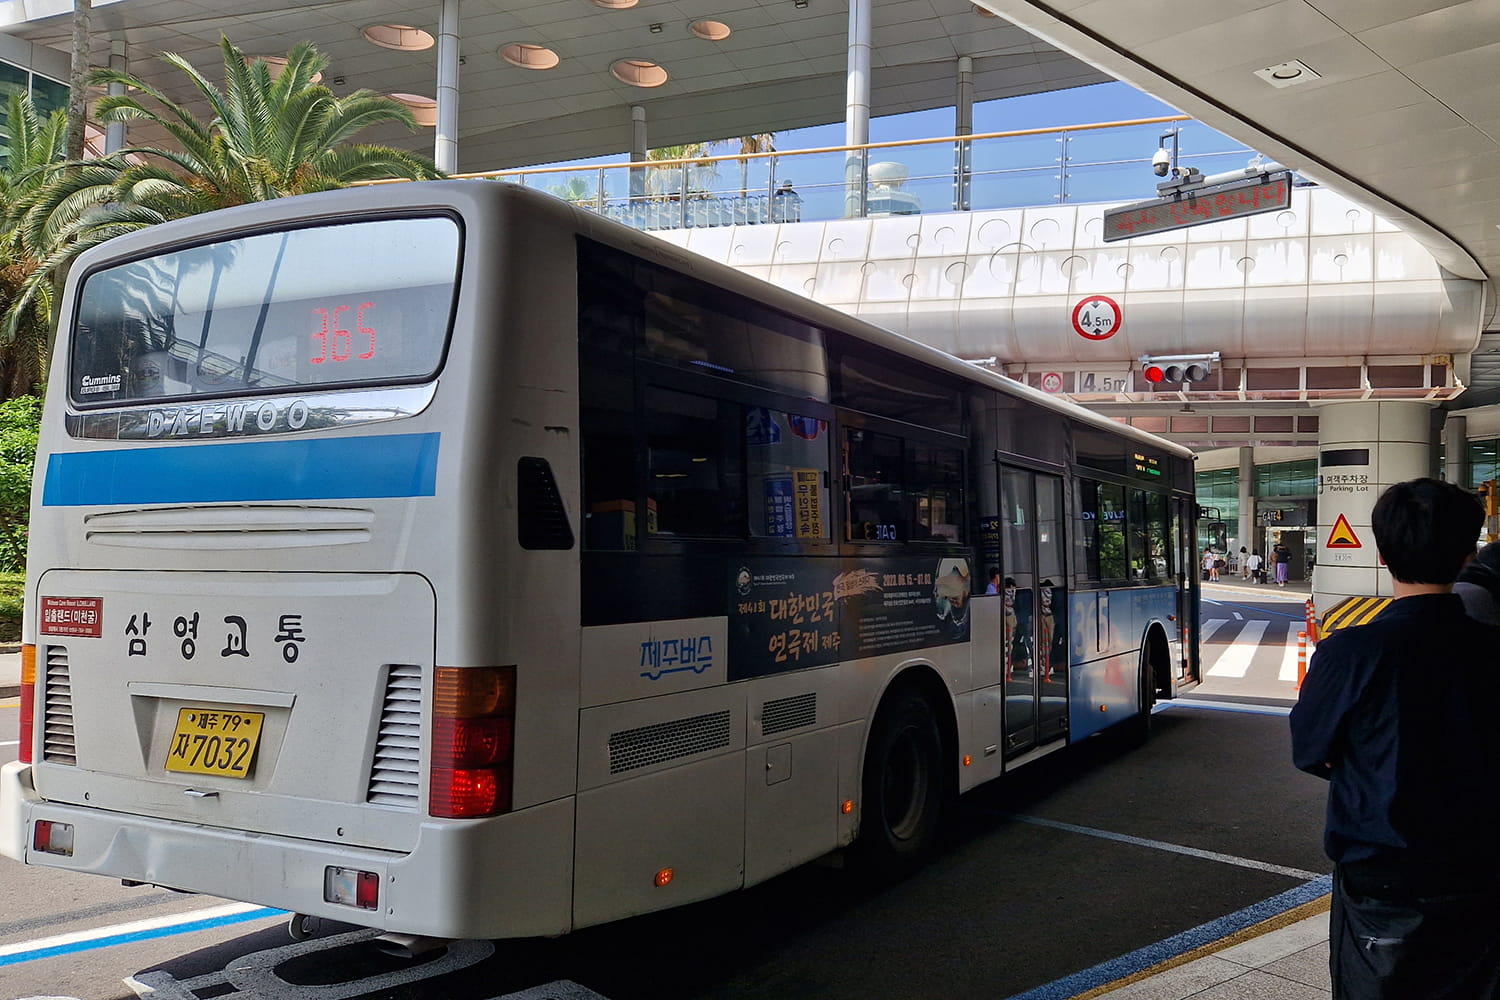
[0,761,576,939]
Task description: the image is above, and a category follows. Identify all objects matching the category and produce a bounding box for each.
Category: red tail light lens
[431,766,508,818]
[430,666,515,819]
[18,645,35,765]
[433,716,511,767]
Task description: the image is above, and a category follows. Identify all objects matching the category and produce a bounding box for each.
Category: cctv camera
[1152,148,1171,177]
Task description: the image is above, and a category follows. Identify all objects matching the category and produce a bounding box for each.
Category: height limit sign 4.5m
[1072,295,1121,340]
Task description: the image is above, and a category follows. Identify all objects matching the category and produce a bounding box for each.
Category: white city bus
[1,181,1199,940]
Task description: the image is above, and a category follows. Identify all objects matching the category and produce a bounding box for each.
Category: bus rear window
[70,216,460,405]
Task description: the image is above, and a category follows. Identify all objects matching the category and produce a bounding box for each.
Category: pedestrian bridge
[477,116,1482,443]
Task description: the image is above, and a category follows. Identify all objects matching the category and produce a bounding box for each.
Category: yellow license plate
[165,708,265,778]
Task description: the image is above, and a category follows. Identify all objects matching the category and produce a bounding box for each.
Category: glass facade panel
[30,73,67,117]
[1194,467,1239,550]
[0,61,62,167]
[1469,439,1500,489]
[1255,459,1317,497]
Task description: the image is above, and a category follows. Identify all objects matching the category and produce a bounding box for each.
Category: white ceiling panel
[0,0,1119,173]
[981,0,1500,293]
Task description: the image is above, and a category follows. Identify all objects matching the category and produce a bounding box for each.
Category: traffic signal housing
[1140,353,1217,389]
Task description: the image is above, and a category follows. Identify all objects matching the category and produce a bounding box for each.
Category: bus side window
[844,427,906,542]
[909,443,964,542]
[645,387,744,538]
[581,369,638,550]
[1078,478,1128,582]
[747,408,829,541]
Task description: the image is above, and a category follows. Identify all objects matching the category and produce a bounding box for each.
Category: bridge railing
[450,115,1262,230]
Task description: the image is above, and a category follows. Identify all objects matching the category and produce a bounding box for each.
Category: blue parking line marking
[1001,876,1332,1000]
[0,907,284,967]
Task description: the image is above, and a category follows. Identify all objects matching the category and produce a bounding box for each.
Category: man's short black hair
[1372,478,1483,584]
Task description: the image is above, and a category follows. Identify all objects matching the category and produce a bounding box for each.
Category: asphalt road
[0,682,1328,1000]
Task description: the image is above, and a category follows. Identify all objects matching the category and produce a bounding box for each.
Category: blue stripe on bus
[42,433,441,506]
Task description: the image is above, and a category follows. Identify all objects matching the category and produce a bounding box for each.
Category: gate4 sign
[1072,296,1121,340]
[1326,513,1362,549]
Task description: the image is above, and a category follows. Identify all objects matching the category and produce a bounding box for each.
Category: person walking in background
[1273,542,1291,586]
[1202,547,1218,582]
[1290,479,1500,998]
[1239,545,1250,580]
[1455,543,1500,625]
[1246,549,1264,584]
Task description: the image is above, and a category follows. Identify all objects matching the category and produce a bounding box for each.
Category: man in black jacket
[1291,478,1500,998]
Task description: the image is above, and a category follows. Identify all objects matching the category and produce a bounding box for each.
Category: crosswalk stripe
[1199,618,1230,643]
[1206,619,1269,677]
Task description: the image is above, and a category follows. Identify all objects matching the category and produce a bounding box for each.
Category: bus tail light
[433,716,511,767]
[325,866,380,910]
[430,666,515,819]
[18,645,35,765]
[33,820,73,857]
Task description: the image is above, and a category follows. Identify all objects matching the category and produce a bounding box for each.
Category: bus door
[1172,496,1200,685]
[1000,466,1069,759]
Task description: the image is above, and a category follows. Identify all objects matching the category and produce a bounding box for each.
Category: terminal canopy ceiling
[3,0,1110,170]
[976,0,1500,292]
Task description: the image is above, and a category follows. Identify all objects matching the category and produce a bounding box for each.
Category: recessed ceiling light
[387,92,438,127]
[500,43,560,70]
[362,24,435,51]
[612,58,669,88]
[690,20,731,40]
[592,0,638,7]
[1254,59,1321,89]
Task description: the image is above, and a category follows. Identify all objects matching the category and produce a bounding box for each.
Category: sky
[527,80,1186,171]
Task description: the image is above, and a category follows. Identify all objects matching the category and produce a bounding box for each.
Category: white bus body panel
[2,758,575,938]
[31,570,434,848]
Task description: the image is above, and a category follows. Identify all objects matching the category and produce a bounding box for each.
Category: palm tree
[65,0,90,160]
[6,35,443,339]
[546,176,596,208]
[722,132,775,198]
[0,91,70,396]
[647,142,715,199]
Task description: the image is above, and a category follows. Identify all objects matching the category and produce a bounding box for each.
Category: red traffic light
[1142,360,1212,387]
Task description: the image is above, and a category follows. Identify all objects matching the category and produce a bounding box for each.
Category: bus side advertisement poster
[728,557,972,680]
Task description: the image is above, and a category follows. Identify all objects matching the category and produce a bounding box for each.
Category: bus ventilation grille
[761,693,817,736]
[609,710,731,775]
[367,664,423,807]
[43,646,77,765]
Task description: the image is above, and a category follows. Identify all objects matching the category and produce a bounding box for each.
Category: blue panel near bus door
[1067,584,1177,742]
[41,433,441,506]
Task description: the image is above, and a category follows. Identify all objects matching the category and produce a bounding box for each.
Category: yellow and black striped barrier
[1319,595,1393,635]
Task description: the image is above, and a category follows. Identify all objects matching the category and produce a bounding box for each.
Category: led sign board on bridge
[1103,170,1293,242]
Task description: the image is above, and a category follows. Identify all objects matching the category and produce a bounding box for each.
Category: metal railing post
[1057,130,1068,203]
[953,138,971,212]
[679,161,690,229]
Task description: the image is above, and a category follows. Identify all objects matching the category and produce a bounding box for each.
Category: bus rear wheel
[855,688,946,873]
